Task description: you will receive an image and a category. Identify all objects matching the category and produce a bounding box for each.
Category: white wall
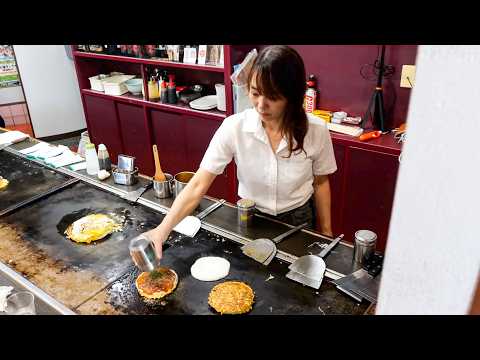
[376,45,480,314]
[13,45,86,137]
[0,86,25,105]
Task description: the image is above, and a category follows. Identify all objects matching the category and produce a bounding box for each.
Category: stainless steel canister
[237,198,255,227]
[173,171,195,198]
[353,230,377,265]
[129,234,160,272]
[153,173,173,198]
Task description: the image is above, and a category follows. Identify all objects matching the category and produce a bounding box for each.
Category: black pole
[361,45,387,132]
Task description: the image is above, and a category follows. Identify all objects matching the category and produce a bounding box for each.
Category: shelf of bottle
[81,89,227,121]
[73,51,225,73]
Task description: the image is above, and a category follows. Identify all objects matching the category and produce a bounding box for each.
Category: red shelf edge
[81,89,227,121]
[73,51,225,73]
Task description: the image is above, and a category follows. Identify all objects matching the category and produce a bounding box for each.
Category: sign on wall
[0,45,20,88]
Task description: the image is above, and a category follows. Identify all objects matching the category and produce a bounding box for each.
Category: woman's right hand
[143,227,169,260]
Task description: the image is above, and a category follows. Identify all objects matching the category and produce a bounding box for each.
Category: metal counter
[0,135,368,314]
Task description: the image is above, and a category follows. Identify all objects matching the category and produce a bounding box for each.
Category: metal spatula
[173,199,226,237]
[241,222,308,265]
[286,234,344,289]
[122,181,153,203]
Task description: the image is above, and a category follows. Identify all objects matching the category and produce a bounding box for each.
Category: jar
[353,230,377,265]
[237,199,255,227]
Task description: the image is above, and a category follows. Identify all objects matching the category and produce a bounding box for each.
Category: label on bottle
[304,88,317,113]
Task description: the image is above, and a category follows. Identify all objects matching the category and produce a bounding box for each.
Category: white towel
[0,286,14,312]
[19,142,50,155]
[27,144,68,161]
[44,149,84,168]
[68,162,87,171]
[0,131,29,146]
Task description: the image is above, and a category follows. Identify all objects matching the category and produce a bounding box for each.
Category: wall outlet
[400,65,416,88]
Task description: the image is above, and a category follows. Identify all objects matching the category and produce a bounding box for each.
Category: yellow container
[148,80,160,100]
[312,110,332,123]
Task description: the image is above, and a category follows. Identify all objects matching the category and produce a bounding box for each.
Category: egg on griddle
[0,176,9,190]
[65,214,122,244]
[135,267,178,300]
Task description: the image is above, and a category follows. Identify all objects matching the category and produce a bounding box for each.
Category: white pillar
[376,45,480,314]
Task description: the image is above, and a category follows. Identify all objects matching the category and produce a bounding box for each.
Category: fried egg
[65,214,122,244]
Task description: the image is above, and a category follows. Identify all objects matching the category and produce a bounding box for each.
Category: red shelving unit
[72,51,226,73]
[71,45,253,203]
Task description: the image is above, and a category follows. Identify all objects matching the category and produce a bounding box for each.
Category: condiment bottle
[148,77,160,100]
[167,74,177,104]
[237,198,255,227]
[97,143,112,172]
[160,79,168,103]
[85,143,100,175]
[304,74,317,113]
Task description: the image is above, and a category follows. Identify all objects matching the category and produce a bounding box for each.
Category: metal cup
[129,235,160,272]
[173,171,195,198]
[117,154,136,172]
[237,198,255,227]
[353,230,377,266]
[153,173,173,198]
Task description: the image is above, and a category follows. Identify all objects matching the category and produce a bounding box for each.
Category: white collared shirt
[199,108,337,215]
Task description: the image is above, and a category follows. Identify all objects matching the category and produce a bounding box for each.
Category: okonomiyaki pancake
[208,281,254,315]
[135,267,178,300]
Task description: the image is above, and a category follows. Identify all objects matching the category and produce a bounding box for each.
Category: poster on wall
[0,45,20,88]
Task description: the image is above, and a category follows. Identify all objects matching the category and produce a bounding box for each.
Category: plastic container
[215,83,226,111]
[77,131,90,157]
[332,111,347,124]
[85,143,100,175]
[97,143,111,172]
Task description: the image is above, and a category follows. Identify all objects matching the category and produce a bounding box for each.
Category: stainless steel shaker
[237,198,255,227]
[353,230,377,265]
[129,234,160,272]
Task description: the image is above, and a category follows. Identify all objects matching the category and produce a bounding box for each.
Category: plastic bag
[230,49,258,86]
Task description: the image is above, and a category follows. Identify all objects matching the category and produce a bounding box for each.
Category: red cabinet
[329,145,400,252]
[83,95,123,162]
[150,109,188,177]
[117,103,154,176]
[329,143,346,236]
[184,116,230,201]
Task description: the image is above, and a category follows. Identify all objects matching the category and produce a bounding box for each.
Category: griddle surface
[98,229,367,315]
[0,151,72,213]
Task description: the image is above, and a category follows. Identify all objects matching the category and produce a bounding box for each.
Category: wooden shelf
[73,51,225,73]
[81,89,227,121]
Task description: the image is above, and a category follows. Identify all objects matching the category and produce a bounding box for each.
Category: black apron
[256,196,316,229]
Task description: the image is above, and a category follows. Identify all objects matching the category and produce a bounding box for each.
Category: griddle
[0,151,76,216]
[0,181,168,283]
[85,228,368,315]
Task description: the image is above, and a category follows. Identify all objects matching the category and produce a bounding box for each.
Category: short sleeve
[199,118,235,175]
[311,124,337,176]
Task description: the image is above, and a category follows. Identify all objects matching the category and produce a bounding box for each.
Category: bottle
[97,143,111,172]
[85,143,100,175]
[160,79,168,103]
[167,74,177,104]
[132,45,143,58]
[304,74,317,113]
[148,76,160,101]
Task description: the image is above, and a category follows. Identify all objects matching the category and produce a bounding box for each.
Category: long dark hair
[247,45,308,158]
